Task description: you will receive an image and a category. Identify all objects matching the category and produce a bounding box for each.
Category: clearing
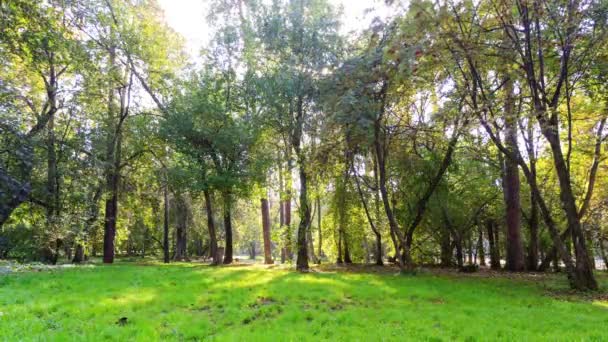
[0,262,607,341]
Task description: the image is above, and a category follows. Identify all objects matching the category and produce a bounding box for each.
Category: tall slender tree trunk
[306,217,317,263]
[163,176,170,264]
[343,231,352,264]
[525,119,540,271]
[486,219,501,270]
[544,127,597,289]
[316,196,322,263]
[284,179,292,261]
[336,226,343,264]
[477,226,486,266]
[173,195,188,261]
[45,112,60,264]
[503,73,525,272]
[295,159,310,271]
[261,197,273,264]
[440,228,452,267]
[293,95,309,272]
[204,189,219,265]
[278,152,287,263]
[223,191,233,264]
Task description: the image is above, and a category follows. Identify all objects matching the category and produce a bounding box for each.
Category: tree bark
[440,228,452,267]
[204,189,219,265]
[477,226,486,266]
[486,220,501,269]
[173,195,188,261]
[163,177,170,264]
[316,196,322,263]
[261,197,273,264]
[343,231,352,264]
[222,191,233,264]
[295,159,310,271]
[73,244,85,263]
[502,72,525,271]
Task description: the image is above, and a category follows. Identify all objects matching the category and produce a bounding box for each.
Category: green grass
[0,263,607,341]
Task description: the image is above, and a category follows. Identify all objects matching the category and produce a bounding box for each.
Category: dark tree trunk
[103,134,120,264]
[284,191,292,261]
[278,154,287,264]
[467,235,473,264]
[223,191,233,264]
[440,228,452,267]
[103,188,118,263]
[343,231,352,264]
[336,227,343,264]
[292,94,309,272]
[525,119,540,271]
[163,178,170,264]
[544,129,597,289]
[454,235,464,269]
[316,196,322,263]
[195,238,204,257]
[374,233,383,266]
[249,242,256,260]
[295,160,310,271]
[46,113,59,231]
[306,216,317,263]
[502,74,525,271]
[527,192,540,270]
[73,244,85,263]
[261,197,273,264]
[486,220,501,270]
[173,195,188,261]
[477,227,486,266]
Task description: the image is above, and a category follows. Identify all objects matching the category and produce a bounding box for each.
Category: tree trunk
[295,159,310,271]
[477,226,486,266]
[73,244,85,263]
[195,238,204,257]
[467,235,473,265]
[261,197,273,264]
[103,185,118,263]
[336,227,343,264]
[525,118,540,271]
[284,192,292,261]
[249,242,256,260]
[454,235,464,269]
[316,196,322,263]
[486,220,501,269]
[223,191,233,264]
[163,177,170,264]
[544,128,597,289]
[502,73,525,271]
[173,195,188,261]
[306,217,317,263]
[278,153,287,264]
[440,228,452,267]
[343,231,352,264]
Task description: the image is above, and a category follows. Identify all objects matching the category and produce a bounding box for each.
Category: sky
[157,0,391,59]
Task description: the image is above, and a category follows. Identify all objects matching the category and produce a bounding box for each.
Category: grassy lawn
[0,262,607,341]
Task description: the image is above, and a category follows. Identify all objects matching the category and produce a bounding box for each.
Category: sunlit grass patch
[0,263,606,340]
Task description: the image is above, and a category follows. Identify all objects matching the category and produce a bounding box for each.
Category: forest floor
[0,260,607,341]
